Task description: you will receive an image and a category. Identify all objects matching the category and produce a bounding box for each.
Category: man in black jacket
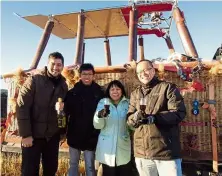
[65,63,104,176]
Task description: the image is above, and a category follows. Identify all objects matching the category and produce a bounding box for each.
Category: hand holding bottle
[55,98,64,112]
[56,98,66,128]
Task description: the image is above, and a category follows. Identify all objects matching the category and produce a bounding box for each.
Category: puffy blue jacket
[93,97,131,167]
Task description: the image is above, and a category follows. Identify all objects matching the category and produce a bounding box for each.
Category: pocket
[123,108,128,117]
[134,137,143,149]
[32,106,40,122]
[100,129,110,136]
[97,134,111,154]
[99,134,110,140]
[119,138,131,151]
[150,137,167,151]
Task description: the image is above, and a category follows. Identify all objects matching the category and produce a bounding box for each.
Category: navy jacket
[65,81,104,150]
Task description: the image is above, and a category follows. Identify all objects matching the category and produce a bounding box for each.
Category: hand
[128,111,146,128]
[22,136,33,147]
[98,109,110,118]
[55,102,64,111]
[133,111,146,122]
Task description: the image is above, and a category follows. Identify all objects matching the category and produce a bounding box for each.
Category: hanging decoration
[191,99,200,116]
[209,64,222,75]
[62,67,80,89]
[208,64,222,84]
[190,79,205,91]
[1,98,18,143]
[157,63,168,80]
[165,52,204,82]
[13,68,26,88]
[179,80,205,96]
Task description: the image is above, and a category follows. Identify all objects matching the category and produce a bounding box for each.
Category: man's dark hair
[136,59,153,68]
[105,80,126,99]
[79,63,95,74]
[48,52,64,65]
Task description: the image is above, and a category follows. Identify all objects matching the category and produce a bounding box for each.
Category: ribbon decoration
[180,121,208,127]
[180,80,205,96]
[171,59,192,81]
[167,52,204,82]
[1,86,20,143]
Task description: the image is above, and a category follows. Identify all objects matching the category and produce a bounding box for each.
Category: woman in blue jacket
[93,80,132,176]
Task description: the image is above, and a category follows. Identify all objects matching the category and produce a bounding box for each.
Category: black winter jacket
[65,81,104,150]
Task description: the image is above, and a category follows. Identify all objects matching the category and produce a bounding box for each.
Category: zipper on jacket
[115,106,119,164]
[112,104,120,166]
[140,94,148,158]
[147,125,151,159]
[142,126,147,158]
[45,85,55,137]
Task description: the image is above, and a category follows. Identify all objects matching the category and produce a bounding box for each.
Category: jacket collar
[139,77,160,97]
[140,76,160,89]
[120,96,128,103]
[39,67,67,89]
[75,80,99,89]
[73,81,101,95]
[109,96,128,106]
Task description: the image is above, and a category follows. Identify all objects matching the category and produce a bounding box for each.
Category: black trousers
[21,134,60,176]
[102,161,133,176]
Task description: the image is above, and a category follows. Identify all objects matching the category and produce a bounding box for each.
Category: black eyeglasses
[81,73,94,76]
[136,68,153,75]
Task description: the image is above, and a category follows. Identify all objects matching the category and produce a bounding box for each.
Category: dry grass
[0,152,73,176]
[1,153,22,176]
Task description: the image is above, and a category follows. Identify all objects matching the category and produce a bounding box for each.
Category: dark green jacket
[127,77,186,160]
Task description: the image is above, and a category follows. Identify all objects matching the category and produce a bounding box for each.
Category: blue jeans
[135,158,182,176]
[68,147,96,176]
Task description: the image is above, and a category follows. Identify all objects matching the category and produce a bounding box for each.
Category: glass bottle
[57,98,66,128]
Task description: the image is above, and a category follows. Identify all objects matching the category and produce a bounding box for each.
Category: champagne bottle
[57,98,66,128]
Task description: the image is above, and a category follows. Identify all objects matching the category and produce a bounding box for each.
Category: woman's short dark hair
[105,80,126,99]
[79,63,95,74]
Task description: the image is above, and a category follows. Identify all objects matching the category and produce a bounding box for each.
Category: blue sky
[1,1,222,89]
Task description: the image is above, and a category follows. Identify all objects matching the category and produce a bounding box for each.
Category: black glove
[98,109,110,118]
[139,115,155,125]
